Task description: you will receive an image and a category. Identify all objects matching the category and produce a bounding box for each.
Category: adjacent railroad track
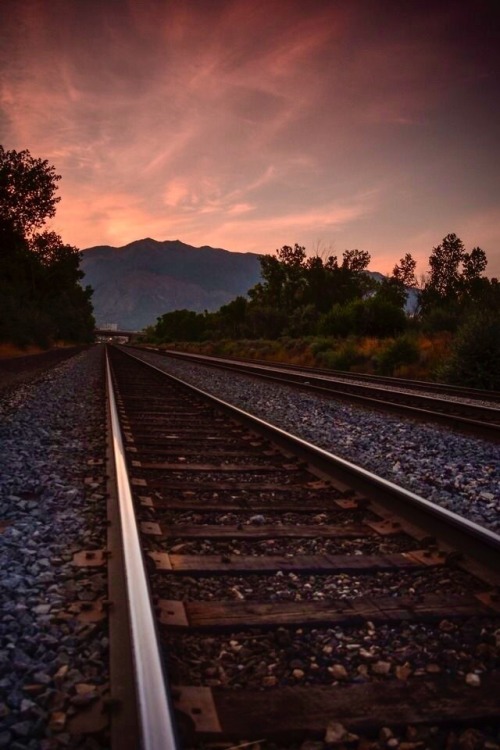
[159,350,500,403]
[106,345,500,749]
[142,348,500,440]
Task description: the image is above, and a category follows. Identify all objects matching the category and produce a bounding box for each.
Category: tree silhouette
[0,145,94,345]
[0,146,61,235]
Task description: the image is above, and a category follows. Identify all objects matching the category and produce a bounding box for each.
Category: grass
[159,334,453,379]
[0,341,77,359]
[0,343,45,358]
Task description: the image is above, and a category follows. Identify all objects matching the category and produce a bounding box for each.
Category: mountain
[80,238,263,330]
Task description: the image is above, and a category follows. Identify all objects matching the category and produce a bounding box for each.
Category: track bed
[107,346,500,748]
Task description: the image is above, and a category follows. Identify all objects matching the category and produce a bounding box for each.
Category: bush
[310,337,334,356]
[318,341,367,371]
[246,306,287,339]
[420,306,461,333]
[284,305,318,337]
[318,304,353,337]
[437,312,500,389]
[319,298,407,338]
[376,336,420,375]
[358,297,407,337]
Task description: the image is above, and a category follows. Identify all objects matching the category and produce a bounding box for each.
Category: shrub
[318,304,353,337]
[359,297,407,337]
[310,337,334,356]
[318,341,367,371]
[420,306,461,333]
[437,312,500,389]
[319,298,407,338]
[376,336,420,375]
[284,304,318,337]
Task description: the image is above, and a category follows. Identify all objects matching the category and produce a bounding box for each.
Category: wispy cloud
[1,0,499,275]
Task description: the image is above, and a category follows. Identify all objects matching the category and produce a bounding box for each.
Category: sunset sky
[1,0,499,276]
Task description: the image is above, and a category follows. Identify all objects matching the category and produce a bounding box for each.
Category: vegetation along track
[147,349,500,441]
[106,345,500,749]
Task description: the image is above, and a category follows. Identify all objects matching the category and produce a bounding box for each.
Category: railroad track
[142,348,500,440]
[158,350,500,403]
[106,345,500,749]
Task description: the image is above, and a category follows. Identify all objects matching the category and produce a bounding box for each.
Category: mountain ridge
[80,238,263,329]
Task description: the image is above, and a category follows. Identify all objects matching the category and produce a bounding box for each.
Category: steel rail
[161,349,500,409]
[160,349,500,402]
[120,347,500,573]
[105,350,179,750]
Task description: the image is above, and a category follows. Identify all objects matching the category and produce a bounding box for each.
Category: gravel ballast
[130,349,499,533]
[0,347,108,749]
[2,344,498,750]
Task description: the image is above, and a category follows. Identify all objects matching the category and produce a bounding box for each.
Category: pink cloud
[0,0,498,278]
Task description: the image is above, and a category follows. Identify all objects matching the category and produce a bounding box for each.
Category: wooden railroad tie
[157,591,500,629]
[172,674,500,740]
[148,550,446,573]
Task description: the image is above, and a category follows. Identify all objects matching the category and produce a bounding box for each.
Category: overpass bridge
[94,329,144,342]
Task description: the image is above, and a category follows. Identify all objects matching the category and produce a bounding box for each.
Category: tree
[275,244,307,311]
[303,255,335,313]
[276,243,306,267]
[256,255,287,308]
[248,244,374,329]
[427,233,465,300]
[319,297,406,338]
[0,145,94,345]
[152,310,207,342]
[0,218,32,288]
[392,253,417,287]
[0,218,43,344]
[29,231,94,341]
[377,253,417,309]
[215,296,249,338]
[420,233,489,317]
[341,248,371,272]
[253,245,307,313]
[0,145,61,235]
[462,246,487,283]
[461,247,488,302]
[333,249,374,305]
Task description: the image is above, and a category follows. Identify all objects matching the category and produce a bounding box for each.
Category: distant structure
[94,327,144,343]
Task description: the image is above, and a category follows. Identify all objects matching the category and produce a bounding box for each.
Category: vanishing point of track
[106,345,500,749]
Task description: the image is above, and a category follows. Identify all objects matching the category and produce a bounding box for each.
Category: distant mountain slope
[80,238,263,330]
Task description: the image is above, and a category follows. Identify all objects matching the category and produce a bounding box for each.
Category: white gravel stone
[0,347,108,747]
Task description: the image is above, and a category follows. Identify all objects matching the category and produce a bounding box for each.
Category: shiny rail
[106,349,179,750]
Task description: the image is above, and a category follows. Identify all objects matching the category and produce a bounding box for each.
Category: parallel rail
[160,349,500,402]
[106,345,500,747]
[139,348,500,440]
